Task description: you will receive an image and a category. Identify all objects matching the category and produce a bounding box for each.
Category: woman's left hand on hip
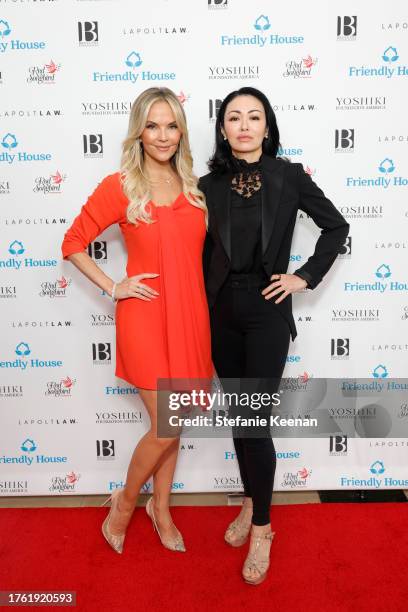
[261,273,308,304]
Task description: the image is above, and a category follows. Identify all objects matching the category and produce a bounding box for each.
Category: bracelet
[111,282,118,302]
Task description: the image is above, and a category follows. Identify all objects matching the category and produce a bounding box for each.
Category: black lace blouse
[230,157,263,274]
[229,155,310,288]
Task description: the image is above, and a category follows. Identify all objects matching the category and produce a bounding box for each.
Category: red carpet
[0,503,407,611]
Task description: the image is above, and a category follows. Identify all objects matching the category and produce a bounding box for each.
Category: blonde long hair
[120,87,207,225]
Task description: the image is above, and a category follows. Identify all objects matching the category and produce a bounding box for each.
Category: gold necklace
[143,172,174,185]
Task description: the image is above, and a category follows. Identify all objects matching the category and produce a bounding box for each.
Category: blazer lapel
[213,173,232,260]
[261,157,285,255]
[209,156,285,260]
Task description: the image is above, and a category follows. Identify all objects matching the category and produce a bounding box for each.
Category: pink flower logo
[51,170,65,184]
[303,55,317,69]
[57,276,69,288]
[45,60,60,74]
[177,91,190,104]
[61,376,75,388]
[66,471,80,484]
[298,467,310,480]
[305,166,315,176]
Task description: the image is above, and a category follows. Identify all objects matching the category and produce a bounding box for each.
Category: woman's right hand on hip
[115,273,159,301]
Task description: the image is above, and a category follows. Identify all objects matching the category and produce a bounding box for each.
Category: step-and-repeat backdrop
[1,1,407,496]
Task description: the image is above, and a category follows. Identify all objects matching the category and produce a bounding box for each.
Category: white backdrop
[1,0,407,496]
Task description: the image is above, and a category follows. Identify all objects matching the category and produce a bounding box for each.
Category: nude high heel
[242,528,275,585]
[224,515,252,547]
[101,488,133,554]
[145,497,186,552]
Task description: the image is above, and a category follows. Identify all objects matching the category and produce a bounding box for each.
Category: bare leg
[108,389,181,540]
[225,496,253,545]
[237,496,253,522]
[151,438,180,538]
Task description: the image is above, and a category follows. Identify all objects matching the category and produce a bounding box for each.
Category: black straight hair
[208,87,281,174]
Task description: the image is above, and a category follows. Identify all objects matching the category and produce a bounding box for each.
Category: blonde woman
[61,87,212,554]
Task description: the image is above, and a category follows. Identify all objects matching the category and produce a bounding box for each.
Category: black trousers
[210,274,290,525]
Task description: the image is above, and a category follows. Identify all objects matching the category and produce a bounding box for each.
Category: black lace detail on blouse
[230,158,262,198]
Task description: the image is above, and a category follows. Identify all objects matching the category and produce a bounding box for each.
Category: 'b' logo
[331,338,350,358]
[83,134,103,157]
[339,236,352,257]
[337,16,357,39]
[96,439,115,458]
[330,436,348,453]
[209,99,223,121]
[335,129,354,152]
[88,241,107,262]
[208,0,228,8]
[92,342,111,363]
[78,21,99,44]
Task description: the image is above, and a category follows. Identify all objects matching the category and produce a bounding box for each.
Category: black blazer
[198,155,350,341]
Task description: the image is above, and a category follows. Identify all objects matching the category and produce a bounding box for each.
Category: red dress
[61,172,213,389]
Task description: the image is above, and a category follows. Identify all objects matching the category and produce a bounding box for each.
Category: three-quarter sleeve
[61,172,126,260]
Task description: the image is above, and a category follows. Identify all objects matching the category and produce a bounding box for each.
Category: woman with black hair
[199,87,349,585]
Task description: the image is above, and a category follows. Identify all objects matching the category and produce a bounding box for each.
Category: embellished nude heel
[101,488,133,554]
[145,497,186,552]
[224,515,252,547]
[242,528,275,585]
